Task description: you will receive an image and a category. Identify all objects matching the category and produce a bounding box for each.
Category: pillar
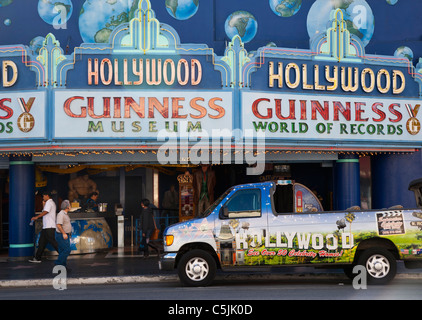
[334,154,360,210]
[9,155,35,258]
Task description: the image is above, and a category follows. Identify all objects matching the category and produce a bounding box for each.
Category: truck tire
[177,249,217,287]
[357,247,397,285]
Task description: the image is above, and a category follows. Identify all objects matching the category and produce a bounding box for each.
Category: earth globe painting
[307,0,374,47]
[225,11,258,43]
[394,46,413,62]
[386,0,398,5]
[165,0,199,20]
[79,0,138,43]
[38,0,73,27]
[29,36,45,55]
[0,0,13,7]
[269,0,302,17]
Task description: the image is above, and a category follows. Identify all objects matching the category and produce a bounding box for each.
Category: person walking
[29,191,59,263]
[139,199,155,258]
[55,200,72,270]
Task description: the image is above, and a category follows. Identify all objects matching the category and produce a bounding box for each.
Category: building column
[334,154,360,210]
[9,155,35,258]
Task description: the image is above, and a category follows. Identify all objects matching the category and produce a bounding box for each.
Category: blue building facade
[1,0,422,257]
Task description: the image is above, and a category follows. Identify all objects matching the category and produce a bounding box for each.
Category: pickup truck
[159,180,422,286]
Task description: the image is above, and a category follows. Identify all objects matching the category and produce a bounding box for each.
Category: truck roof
[231,181,275,190]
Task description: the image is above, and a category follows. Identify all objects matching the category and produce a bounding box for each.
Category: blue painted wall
[372,151,422,208]
[0,0,420,61]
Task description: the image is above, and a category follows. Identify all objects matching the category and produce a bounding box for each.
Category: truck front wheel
[178,249,217,287]
[357,247,397,285]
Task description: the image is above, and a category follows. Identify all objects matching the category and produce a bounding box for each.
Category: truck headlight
[165,235,174,246]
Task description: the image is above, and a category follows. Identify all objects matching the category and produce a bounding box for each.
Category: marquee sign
[66,55,222,90]
[51,0,233,143]
[242,92,421,142]
[240,8,422,148]
[250,59,417,98]
[0,91,46,139]
[0,57,39,90]
[54,90,232,138]
[0,1,421,153]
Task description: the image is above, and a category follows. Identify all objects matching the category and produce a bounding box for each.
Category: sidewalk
[1,247,422,287]
[0,247,177,287]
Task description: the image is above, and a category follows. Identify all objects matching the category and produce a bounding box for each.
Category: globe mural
[0,0,13,7]
[269,0,302,17]
[165,0,199,20]
[38,0,73,27]
[29,36,45,55]
[36,218,113,254]
[394,46,413,62]
[71,218,113,253]
[79,0,138,43]
[224,11,258,43]
[307,0,374,47]
[386,0,398,5]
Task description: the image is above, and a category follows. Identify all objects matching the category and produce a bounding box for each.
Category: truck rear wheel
[177,249,217,287]
[357,247,397,285]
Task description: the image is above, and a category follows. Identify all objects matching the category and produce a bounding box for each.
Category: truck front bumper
[158,252,177,271]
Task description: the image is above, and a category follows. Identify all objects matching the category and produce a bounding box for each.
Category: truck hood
[164,216,216,245]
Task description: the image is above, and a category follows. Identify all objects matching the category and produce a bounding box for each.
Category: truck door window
[222,189,261,219]
[273,184,293,214]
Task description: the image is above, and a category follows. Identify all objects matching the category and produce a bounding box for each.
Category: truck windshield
[199,187,233,218]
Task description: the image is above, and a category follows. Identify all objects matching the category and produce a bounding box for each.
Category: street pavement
[1,247,422,288]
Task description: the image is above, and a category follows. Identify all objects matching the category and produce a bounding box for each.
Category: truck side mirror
[220,205,229,218]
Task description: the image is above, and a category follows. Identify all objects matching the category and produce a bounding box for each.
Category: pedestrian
[29,191,59,263]
[55,200,72,270]
[162,185,178,212]
[193,164,216,216]
[85,191,99,212]
[139,198,155,258]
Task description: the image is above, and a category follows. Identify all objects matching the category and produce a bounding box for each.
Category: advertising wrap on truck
[159,181,422,286]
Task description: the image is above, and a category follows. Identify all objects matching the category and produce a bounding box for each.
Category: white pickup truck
[159,180,422,286]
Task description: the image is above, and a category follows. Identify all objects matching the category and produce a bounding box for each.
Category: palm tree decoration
[345,212,356,234]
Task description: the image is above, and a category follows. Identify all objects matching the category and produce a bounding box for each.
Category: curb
[0,274,179,288]
[1,272,421,288]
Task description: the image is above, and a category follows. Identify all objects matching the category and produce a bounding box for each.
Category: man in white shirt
[29,191,59,263]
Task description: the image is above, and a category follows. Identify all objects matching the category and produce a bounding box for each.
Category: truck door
[214,188,268,267]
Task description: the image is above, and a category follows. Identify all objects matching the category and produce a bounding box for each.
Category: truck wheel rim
[185,257,209,281]
[366,254,390,278]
